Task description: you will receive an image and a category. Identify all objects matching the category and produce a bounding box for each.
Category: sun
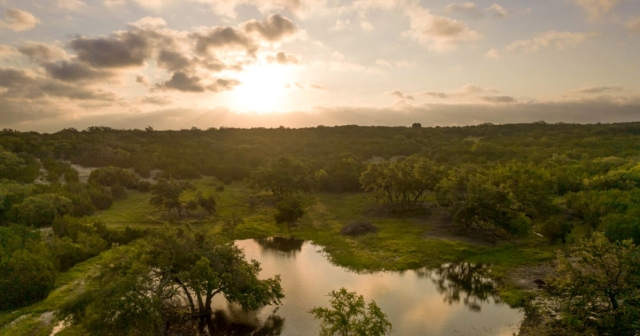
[227,64,294,113]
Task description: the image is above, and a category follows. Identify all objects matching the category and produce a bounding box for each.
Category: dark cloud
[136,75,149,85]
[0,67,117,101]
[243,14,299,42]
[191,27,257,56]
[208,78,241,92]
[139,95,172,105]
[267,51,301,65]
[17,42,67,62]
[70,30,153,68]
[481,95,517,103]
[574,85,623,94]
[157,50,192,72]
[390,90,415,100]
[422,91,449,99]
[43,60,113,82]
[157,72,206,92]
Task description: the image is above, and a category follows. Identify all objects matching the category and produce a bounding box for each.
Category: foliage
[110,183,127,200]
[149,178,195,215]
[274,197,304,224]
[546,232,640,335]
[60,227,284,335]
[360,155,443,206]
[309,288,392,336]
[0,226,57,310]
[250,157,313,197]
[88,166,138,188]
[10,193,73,228]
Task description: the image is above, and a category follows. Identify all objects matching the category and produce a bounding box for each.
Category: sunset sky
[0,0,639,131]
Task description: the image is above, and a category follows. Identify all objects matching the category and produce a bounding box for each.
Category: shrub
[216,185,225,192]
[274,198,304,224]
[110,184,128,200]
[137,180,151,192]
[341,220,378,236]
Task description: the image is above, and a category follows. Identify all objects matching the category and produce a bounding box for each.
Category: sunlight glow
[228,64,294,113]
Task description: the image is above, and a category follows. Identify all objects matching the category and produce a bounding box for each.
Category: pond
[208,237,523,336]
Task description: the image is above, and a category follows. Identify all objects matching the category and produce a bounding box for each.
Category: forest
[2,122,640,335]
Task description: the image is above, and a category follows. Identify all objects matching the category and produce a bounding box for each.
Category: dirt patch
[506,263,554,291]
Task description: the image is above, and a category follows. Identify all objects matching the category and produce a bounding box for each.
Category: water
[209,237,523,336]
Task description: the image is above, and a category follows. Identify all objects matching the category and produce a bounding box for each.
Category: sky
[0,0,639,132]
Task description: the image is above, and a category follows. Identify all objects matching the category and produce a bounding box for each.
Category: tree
[149,178,195,215]
[11,193,73,228]
[0,226,57,310]
[274,197,304,224]
[546,232,640,335]
[250,157,313,197]
[309,288,392,336]
[60,227,284,335]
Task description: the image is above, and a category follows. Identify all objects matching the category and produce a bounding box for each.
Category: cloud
[191,26,258,56]
[136,75,149,85]
[376,59,415,68]
[266,51,301,65]
[331,19,350,31]
[138,95,172,105]
[480,95,516,103]
[157,71,207,92]
[0,67,118,101]
[626,15,640,32]
[403,6,484,52]
[444,2,482,18]
[573,0,619,20]
[485,4,507,18]
[70,31,154,68]
[156,72,239,93]
[187,0,328,19]
[57,0,88,11]
[484,48,499,59]
[242,14,300,43]
[157,50,192,72]
[506,31,595,53]
[310,83,327,90]
[0,9,40,32]
[0,44,16,56]
[573,85,623,94]
[17,41,68,62]
[43,60,113,82]
[360,20,374,31]
[421,84,496,98]
[390,90,414,100]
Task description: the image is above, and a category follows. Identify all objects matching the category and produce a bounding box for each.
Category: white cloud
[104,0,126,8]
[376,58,414,68]
[403,6,484,52]
[0,9,40,32]
[57,0,88,11]
[485,4,507,18]
[360,20,374,31]
[444,2,482,17]
[0,44,16,56]
[484,48,499,59]
[506,31,595,53]
[331,19,350,31]
[573,0,619,20]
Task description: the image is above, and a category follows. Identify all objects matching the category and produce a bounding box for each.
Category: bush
[110,184,128,200]
[274,198,304,224]
[341,220,378,236]
[137,180,151,192]
[88,166,138,188]
[216,185,225,192]
[89,186,114,210]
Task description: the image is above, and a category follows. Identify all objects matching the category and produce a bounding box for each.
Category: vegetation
[3,122,640,334]
[309,288,393,336]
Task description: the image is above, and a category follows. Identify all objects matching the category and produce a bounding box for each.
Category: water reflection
[255,237,304,257]
[417,263,496,312]
[208,238,523,336]
[166,307,284,336]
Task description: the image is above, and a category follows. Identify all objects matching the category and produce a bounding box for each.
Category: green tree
[546,232,640,335]
[149,178,195,215]
[11,193,73,228]
[61,227,284,335]
[0,226,57,310]
[309,288,392,336]
[274,197,304,224]
[250,157,313,197]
